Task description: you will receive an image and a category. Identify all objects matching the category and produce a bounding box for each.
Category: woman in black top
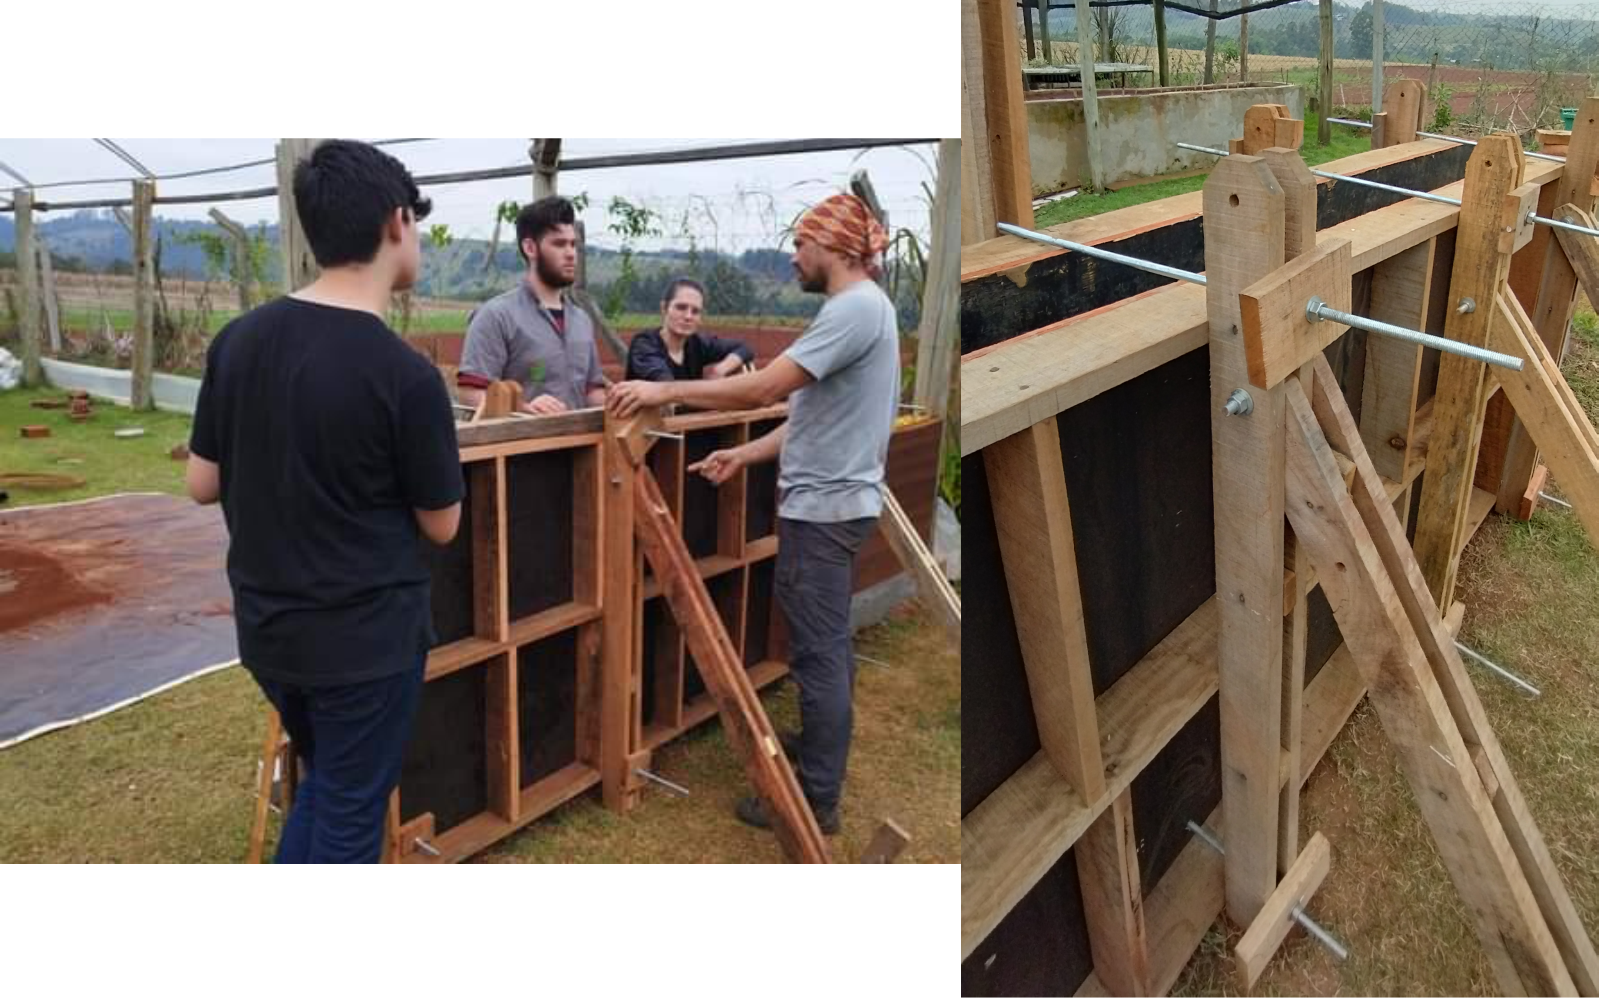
[625,277,755,381]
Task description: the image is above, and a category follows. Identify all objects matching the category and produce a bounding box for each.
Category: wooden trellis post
[275,139,322,293]
[130,179,156,411]
[914,139,960,421]
[14,188,41,387]
[208,207,255,311]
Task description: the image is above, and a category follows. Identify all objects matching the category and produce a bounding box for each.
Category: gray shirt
[459,282,606,411]
[777,280,901,523]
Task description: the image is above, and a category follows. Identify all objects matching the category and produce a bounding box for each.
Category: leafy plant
[603,195,662,322]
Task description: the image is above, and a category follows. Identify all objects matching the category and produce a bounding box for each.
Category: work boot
[734,794,841,836]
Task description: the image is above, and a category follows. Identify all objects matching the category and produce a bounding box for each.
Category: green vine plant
[603,195,662,322]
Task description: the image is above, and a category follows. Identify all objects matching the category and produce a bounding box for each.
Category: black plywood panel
[745,418,783,542]
[426,472,475,646]
[961,452,1041,818]
[961,848,1094,997]
[517,630,578,786]
[506,451,575,620]
[399,665,487,833]
[1057,347,1216,695]
[1130,695,1222,896]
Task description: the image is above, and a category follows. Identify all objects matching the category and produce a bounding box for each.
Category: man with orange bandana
[609,193,899,837]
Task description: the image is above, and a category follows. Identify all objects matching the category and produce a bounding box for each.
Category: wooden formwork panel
[960,131,1569,986]
[390,409,943,861]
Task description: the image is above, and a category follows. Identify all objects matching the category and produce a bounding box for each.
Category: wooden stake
[877,485,960,639]
[1413,135,1523,611]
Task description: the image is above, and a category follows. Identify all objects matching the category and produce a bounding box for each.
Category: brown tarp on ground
[0,493,236,748]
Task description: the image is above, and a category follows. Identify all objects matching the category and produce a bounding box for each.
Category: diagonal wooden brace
[1283,370,1580,995]
[1303,351,1599,993]
[1488,291,1599,548]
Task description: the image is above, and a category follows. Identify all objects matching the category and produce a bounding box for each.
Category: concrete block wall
[1028,82,1303,195]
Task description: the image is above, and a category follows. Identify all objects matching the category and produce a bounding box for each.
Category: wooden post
[850,168,891,289]
[1413,135,1523,611]
[1022,0,1036,60]
[1495,96,1599,515]
[601,410,640,813]
[977,0,1035,227]
[915,140,960,420]
[1154,0,1169,86]
[1204,154,1287,928]
[1204,0,1217,84]
[208,207,255,311]
[36,240,59,355]
[1098,1,1109,62]
[1240,11,1249,80]
[14,189,41,387]
[275,139,322,293]
[963,0,998,244]
[1076,0,1105,191]
[1372,0,1384,121]
[131,179,156,412]
[530,138,560,200]
[1318,0,1334,145]
[1037,0,1051,62]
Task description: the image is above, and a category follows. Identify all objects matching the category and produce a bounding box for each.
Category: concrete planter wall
[1028,82,1303,195]
[39,358,201,414]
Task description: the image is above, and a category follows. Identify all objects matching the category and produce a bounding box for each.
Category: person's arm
[609,356,811,417]
[688,422,785,485]
[187,334,224,505]
[583,331,608,408]
[457,306,508,412]
[186,454,221,505]
[399,371,466,545]
[627,331,677,382]
[700,334,755,379]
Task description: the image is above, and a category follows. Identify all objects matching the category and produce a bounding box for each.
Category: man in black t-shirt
[187,140,463,863]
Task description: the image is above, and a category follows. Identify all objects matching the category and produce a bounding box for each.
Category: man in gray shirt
[456,197,608,414]
[609,193,897,836]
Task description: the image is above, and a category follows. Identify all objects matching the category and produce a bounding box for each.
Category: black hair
[516,196,577,260]
[292,140,431,268]
[661,277,706,307]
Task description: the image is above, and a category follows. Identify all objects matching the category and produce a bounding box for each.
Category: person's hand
[705,355,743,380]
[607,380,673,418]
[688,446,747,485]
[523,394,569,416]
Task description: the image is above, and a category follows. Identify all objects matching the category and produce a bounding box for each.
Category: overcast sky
[1,138,940,255]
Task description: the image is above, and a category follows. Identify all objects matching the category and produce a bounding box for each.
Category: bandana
[794,193,889,269]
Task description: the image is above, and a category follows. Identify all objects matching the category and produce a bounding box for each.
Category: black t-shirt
[190,296,464,687]
[624,327,755,381]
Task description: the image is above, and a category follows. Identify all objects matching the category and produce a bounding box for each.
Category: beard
[535,246,575,289]
[797,268,827,294]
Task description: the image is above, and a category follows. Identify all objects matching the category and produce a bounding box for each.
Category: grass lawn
[1035,113,1374,229]
[0,382,957,864]
[1173,297,1599,994]
[0,385,192,505]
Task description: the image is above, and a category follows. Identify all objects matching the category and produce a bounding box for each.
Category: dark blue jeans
[775,515,876,811]
[253,656,424,864]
